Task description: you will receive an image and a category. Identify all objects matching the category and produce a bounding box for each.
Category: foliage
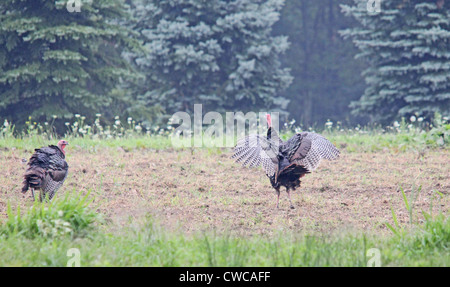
[408,213,449,253]
[341,0,450,124]
[273,0,366,126]
[0,210,448,266]
[130,0,293,122]
[0,191,98,239]
[384,185,448,261]
[1,0,449,132]
[0,0,143,131]
[0,112,448,153]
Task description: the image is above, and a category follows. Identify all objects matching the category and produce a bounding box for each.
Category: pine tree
[273,0,366,126]
[340,0,450,123]
[131,0,292,120]
[0,0,140,129]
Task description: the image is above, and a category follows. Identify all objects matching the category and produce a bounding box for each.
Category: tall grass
[0,186,447,267]
[0,210,448,266]
[0,191,99,239]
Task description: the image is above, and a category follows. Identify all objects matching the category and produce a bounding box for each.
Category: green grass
[1,191,98,239]
[0,135,172,151]
[0,190,448,267]
[0,199,448,266]
[0,130,447,156]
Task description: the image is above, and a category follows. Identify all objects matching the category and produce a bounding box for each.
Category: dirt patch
[1,147,448,236]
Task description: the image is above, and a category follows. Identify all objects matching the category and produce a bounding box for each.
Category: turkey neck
[57,144,66,156]
[266,126,282,143]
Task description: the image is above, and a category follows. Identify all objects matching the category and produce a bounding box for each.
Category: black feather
[22,145,68,201]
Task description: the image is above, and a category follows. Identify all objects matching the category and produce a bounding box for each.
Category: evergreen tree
[273,0,366,126]
[132,0,292,120]
[0,0,141,129]
[341,0,450,123]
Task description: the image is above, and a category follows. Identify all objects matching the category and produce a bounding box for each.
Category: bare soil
[1,147,448,236]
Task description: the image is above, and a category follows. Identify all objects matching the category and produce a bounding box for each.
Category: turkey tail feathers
[22,167,46,193]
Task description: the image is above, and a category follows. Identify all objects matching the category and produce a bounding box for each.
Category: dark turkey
[22,140,69,201]
[232,115,339,209]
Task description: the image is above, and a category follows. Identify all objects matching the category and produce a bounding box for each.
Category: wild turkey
[22,140,69,201]
[232,115,339,209]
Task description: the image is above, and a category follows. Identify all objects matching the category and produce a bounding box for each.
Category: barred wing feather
[232,134,278,177]
[42,171,68,201]
[296,132,340,172]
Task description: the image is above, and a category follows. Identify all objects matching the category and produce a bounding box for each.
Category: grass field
[0,123,449,266]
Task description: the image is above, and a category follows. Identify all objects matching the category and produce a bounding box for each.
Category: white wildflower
[410,116,416,122]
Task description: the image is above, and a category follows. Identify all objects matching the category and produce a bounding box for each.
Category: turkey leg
[286,188,295,209]
[275,188,281,209]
